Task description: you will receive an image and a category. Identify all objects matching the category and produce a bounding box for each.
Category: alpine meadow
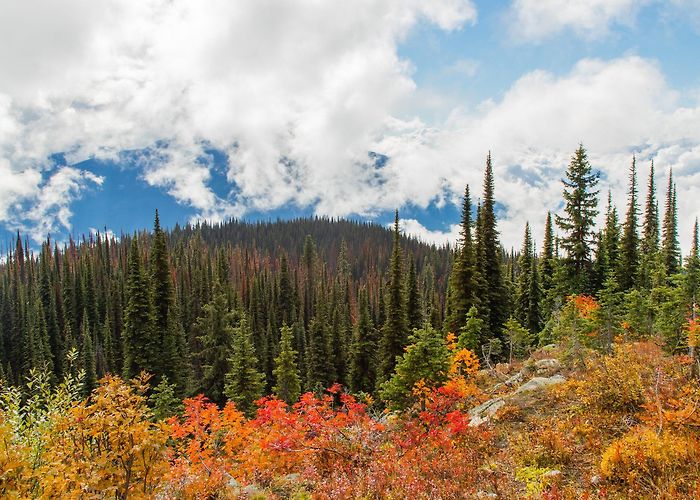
[2,1,700,499]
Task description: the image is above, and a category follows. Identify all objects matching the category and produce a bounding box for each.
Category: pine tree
[122,237,154,379]
[528,252,542,334]
[539,212,556,316]
[378,210,408,382]
[556,144,599,294]
[662,169,680,275]
[457,306,485,351]
[273,324,301,404]
[225,315,265,416]
[477,154,508,339]
[306,311,333,389]
[444,185,479,334]
[196,281,235,404]
[150,376,182,420]
[150,210,182,386]
[600,191,621,282]
[515,223,533,329]
[685,219,700,305]
[618,157,639,290]
[639,161,660,289]
[405,255,422,331]
[349,288,377,394]
[81,309,96,397]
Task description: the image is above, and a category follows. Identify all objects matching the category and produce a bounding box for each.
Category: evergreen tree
[618,157,640,290]
[539,212,556,316]
[122,237,154,379]
[457,306,485,352]
[379,326,451,410]
[349,288,377,394]
[405,255,422,331]
[639,161,660,289]
[685,219,700,305]
[273,324,301,404]
[515,223,534,329]
[196,281,235,404]
[662,169,681,275]
[444,185,479,334]
[225,315,265,416]
[556,144,599,294]
[527,253,542,334]
[80,309,96,397]
[378,210,408,382]
[150,376,182,420]
[477,154,508,339]
[149,210,182,386]
[599,192,621,282]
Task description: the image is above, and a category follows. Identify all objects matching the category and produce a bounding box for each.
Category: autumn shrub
[600,426,700,496]
[580,341,662,415]
[510,420,575,469]
[37,375,169,499]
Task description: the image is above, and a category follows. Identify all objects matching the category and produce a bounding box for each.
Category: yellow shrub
[601,426,700,495]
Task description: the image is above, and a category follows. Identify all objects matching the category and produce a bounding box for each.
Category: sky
[1,0,700,253]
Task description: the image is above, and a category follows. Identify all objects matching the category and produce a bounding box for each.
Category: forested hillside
[1,145,700,498]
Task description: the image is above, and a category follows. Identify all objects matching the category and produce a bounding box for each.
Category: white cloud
[373,56,700,251]
[0,0,477,239]
[507,0,651,41]
[398,218,461,247]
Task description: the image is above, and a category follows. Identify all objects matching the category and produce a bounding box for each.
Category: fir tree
[639,161,660,289]
[539,212,556,316]
[150,376,182,420]
[122,237,154,379]
[527,252,542,334]
[662,169,681,275]
[273,324,301,404]
[196,281,235,405]
[457,306,485,352]
[515,223,534,329]
[349,288,377,394]
[81,309,96,397]
[405,255,422,331]
[600,191,621,282]
[477,154,508,339]
[444,185,479,334]
[378,210,408,383]
[556,144,599,294]
[618,157,640,290]
[685,219,700,305]
[225,315,265,416]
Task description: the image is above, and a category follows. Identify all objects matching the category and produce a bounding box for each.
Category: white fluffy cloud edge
[0,0,699,251]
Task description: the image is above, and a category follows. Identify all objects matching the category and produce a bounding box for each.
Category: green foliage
[556,144,599,295]
[349,289,377,394]
[457,306,485,352]
[379,326,451,410]
[503,317,534,363]
[149,375,182,421]
[273,325,301,405]
[225,316,265,416]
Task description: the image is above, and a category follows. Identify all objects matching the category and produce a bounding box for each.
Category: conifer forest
[2,145,700,498]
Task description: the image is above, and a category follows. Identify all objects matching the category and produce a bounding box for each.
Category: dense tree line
[1,144,698,409]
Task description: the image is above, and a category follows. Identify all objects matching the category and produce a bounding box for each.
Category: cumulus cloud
[507,0,652,41]
[0,0,477,237]
[398,218,461,247]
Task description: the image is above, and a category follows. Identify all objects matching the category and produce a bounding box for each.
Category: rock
[534,358,561,376]
[476,491,498,498]
[542,344,557,351]
[228,476,240,489]
[543,469,562,479]
[242,484,263,497]
[469,397,505,426]
[514,375,565,394]
[591,475,602,485]
[282,473,301,483]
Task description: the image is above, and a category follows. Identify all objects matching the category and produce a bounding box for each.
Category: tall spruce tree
[515,223,534,329]
[224,315,265,416]
[405,255,422,331]
[685,219,700,305]
[618,157,640,290]
[556,144,599,294]
[122,237,154,379]
[662,169,681,275]
[600,192,621,282]
[150,210,183,387]
[539,212,556,316]
[477,154,508,339]
[378,210,408,382]
[444,185,479,334]
[273,324,301,404]
[196,281,235,405]
[349,288,377,394]
[639,161,660,289]
[80,309,96,397]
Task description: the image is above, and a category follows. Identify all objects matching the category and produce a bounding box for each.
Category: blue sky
[1,0,699,251]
